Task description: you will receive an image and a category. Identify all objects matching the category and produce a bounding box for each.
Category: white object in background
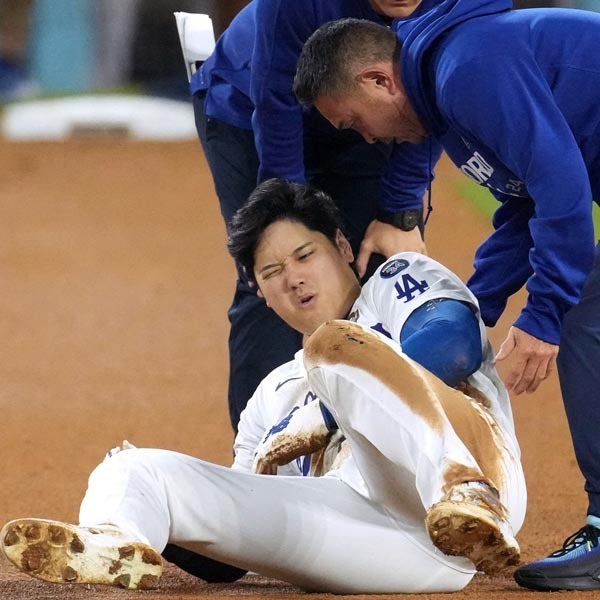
[1,96,197,141]
[174,12,216,83]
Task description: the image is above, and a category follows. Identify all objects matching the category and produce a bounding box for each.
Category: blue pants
[194,91,392,430]
[557,242,600,517]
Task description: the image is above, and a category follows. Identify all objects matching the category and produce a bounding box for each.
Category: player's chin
[290,316,318,338]
[301,318,327,339]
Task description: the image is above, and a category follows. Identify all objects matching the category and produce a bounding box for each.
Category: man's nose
[356,126,376,144]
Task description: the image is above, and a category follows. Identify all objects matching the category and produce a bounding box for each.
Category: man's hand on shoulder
[495,326,558,394]
[356,220,427,278]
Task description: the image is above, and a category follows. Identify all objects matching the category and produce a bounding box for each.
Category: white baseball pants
[79,323,525,594]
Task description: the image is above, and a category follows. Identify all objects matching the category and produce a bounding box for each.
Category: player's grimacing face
[253,220,361,337]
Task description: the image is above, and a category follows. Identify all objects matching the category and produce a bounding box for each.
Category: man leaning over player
[1,179,526,593]
[292,3,600,590]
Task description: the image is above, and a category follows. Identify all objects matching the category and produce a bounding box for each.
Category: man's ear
[356,64,396,95]
[335,229,355,263]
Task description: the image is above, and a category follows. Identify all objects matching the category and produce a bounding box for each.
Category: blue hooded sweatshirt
[191,0,442,213]
[395,1,600,344]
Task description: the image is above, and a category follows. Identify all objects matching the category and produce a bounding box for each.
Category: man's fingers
[512,358,540,395]
[497,329,525,390]
[521,355,555,394]
[497,327,558,394]
[504,356,527,392]
[545,355,556,378]
[509,353,556,394]
[355,244,373,279]
[495,345,509,363]
[495,336,515,362]
[534,355,551,384]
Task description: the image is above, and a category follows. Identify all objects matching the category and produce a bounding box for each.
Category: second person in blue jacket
[192,0,442,430]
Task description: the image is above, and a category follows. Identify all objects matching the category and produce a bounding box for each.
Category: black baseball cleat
[514,524,600,591]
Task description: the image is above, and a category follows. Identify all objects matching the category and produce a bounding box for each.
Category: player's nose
[284,266,305,289]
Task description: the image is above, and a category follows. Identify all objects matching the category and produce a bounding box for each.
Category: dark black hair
[294,18,397,106]
[227,178,344,279]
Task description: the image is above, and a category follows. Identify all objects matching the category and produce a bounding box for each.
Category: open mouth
[299,294,315,306]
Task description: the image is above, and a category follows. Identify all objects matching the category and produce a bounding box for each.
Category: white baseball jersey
[233,252,519,478]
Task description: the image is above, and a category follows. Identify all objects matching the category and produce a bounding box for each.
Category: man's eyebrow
[257,242,314,274]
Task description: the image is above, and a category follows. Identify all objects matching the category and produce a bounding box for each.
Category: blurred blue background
[0,0,595,104]
[0,0,248,102]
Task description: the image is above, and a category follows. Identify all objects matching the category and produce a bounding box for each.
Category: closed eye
[298,250,314,261]
[262,267,282,280]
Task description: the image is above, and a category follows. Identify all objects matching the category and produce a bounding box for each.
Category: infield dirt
[0,139,588,599]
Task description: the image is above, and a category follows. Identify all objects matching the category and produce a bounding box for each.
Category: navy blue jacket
[192,0,441,213]
[395,1,600,344]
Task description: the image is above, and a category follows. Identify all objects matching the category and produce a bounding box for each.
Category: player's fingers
[253,458,268,474]
[253,453,278,475]
[252,453,264,473]
[260,462,277,475]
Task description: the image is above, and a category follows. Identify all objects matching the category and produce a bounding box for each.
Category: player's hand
[104,439,136,462]
[356,220,427,278]
[252,401,332,475]
[495,326,558,394]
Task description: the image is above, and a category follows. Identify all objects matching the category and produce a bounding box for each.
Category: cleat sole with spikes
[1,518,162,589]
[426,500,520,575]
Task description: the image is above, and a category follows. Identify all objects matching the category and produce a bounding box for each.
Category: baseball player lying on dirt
[0,179,526,594]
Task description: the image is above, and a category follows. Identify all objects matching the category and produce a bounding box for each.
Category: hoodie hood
[393,0,513,134]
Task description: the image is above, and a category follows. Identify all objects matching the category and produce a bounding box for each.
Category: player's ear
[256,286,270,307]
[335,229,354,263]
[248,267,270,305]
